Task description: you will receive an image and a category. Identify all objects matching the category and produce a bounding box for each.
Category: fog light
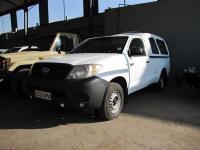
[30,95,33,99]
[80,103,85,108]
[60,103,65,108]
[0,79,3,83]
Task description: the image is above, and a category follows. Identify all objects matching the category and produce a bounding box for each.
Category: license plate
[35,90,52,101]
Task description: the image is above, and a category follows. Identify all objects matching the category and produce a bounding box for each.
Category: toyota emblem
[42,67,50,74]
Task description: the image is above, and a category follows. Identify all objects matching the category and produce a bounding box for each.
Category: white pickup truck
[28,32,170,120]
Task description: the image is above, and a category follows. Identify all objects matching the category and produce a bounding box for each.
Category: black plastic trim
[28,76,109,109]
[0,70,12,79]
[149,56,169,58]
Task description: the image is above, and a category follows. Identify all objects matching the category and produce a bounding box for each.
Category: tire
[11,69,30,98]
[155,72,167,92]
[98,82,124,120]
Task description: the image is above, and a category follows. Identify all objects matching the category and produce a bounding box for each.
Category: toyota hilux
[28,32,170,120]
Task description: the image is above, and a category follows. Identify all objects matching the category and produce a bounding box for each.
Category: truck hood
[0,51,50,62]
[1,51,35,59]
[40,53,123,66]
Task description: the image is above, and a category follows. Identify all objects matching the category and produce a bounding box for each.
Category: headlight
[66,64,102,79]
[0,57,11,69]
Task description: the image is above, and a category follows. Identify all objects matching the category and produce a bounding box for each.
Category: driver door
[128,37,151,93]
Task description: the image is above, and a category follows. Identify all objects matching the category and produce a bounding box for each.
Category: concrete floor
[0,85,199,150]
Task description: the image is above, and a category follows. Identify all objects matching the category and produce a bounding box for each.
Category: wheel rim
[160,77,164,88]
[109,92,121,114]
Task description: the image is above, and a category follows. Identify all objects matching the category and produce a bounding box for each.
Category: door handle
[130,63,134,66]
[146,60,150,63]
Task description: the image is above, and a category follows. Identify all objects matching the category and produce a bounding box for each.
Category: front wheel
[98,82,124,120]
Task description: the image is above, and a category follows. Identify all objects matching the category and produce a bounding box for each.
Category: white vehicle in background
[0,49,8,54]
[1,46,39,54]
[28,32,170,120]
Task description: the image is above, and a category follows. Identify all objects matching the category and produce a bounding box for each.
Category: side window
[156,39,168,55]
[129,38,145,56]
[149,38,159,54]
[60,36,74,53]
[54,36,74,53]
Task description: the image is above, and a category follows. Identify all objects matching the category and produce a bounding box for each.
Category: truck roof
[112,32,165,41]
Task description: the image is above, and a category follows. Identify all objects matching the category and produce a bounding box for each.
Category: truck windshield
[71,36,128,54]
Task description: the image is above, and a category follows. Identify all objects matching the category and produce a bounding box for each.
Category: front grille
[31,63,72,80]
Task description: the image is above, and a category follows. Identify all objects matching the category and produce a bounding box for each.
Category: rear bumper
[28,76,109,109]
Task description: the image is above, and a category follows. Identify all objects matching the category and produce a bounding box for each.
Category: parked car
[1,46,39,54]
[0,32,81,96]
[28,32,170,120]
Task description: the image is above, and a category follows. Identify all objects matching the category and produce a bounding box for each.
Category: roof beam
[4,0,19,7]
[0,0,40,16]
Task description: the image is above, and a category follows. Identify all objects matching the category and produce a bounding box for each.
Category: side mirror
[129,47,144,56]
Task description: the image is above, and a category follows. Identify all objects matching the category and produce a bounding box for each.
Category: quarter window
[149,38,159,54]
[156,39,168,55]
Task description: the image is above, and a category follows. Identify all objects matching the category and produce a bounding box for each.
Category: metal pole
[89,0,94,37]
[63,0,66,20]
[24,6,28,44]
[1,17,4,34]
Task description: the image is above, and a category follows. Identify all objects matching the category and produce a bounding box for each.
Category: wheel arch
[13,65,32,73]
[161,68,168,84]
[110,77,128,104]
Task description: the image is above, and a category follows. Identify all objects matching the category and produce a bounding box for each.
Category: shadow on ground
[0,84,200,129]
[0,85,101,129]
[123,86,200,128]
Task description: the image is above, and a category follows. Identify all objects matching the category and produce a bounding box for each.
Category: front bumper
[28,76,109,109]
